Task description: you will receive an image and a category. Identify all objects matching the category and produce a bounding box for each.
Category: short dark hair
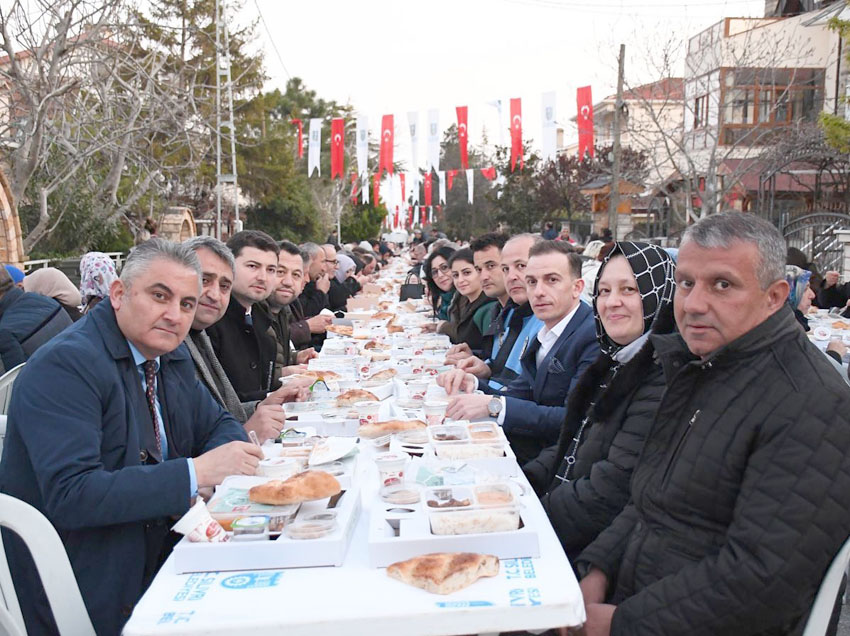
[469,232,509,254]
[448,248,475,268]
[227,230,280,259]
[528,240,582,279]
[278,240,301,258]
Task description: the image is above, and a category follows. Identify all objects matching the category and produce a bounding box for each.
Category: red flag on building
[331,118,345,179]
[373,174,381,205]
[350,172,358,204]
[480,166,496,181]
[510,98,523,172]
[577,86,594,159]
[447,169,458,191]
[290,119,303,158]
[424,172,433,207]
[380,115,394,175]
[456,106,469,170]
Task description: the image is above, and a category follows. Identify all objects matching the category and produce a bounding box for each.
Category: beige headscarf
[23,268,82,307]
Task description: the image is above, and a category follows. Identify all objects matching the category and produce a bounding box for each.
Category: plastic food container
[284,511,338,540]
[231,516,270,541]
[355,400,381,426]
[434,443,505,460]
[425,485,520,535]
[379,483,421,505]
[374,451,410,487]
[428,425,470,444]
[423,401,448,426]
[257,457,302,480]
[396,429,429,445]
[468,422,501,442]
[405,379,431,400]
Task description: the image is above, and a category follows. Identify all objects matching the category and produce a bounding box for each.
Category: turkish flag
[577,86,594,159]
[510,98,523,172]
[394,206,400,229]
[331,118,345,179]
[480,166,496,180]
[408,206,414,227]
[424,172,433,207]
[400,172,406,205]
[350,172,357,204]
[290,119,303,158]
[456,106,469,170]
[447,169,458,191]
[380,114,394,175]
[373,174,380,205]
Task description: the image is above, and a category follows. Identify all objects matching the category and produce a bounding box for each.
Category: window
[693,95,709,129]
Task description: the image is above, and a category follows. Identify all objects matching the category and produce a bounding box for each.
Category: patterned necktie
[142,360,162,456]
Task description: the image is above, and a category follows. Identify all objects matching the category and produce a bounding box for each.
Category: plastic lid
[284,511,337,540]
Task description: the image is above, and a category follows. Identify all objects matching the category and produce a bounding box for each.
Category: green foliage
[820,6,850,152]
[340,202,387,242]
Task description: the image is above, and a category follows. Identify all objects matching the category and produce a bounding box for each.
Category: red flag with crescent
[350,172,357,204]
[447,169,458,191]
[456,106,469,170]
[577,86,594,159]
[424,172,433,207]
[331,118,344,179]
[408,205,414,227]
[290,119,303,158]
[394,206,400,228]
[373,174,380,205]
[400,173,406,205]
[480,167,496,181]
[510,98,523,172]
[380,114,394,175]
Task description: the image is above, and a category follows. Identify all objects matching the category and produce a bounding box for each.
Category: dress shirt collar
[536,302,580,348]
[126,339,160,372]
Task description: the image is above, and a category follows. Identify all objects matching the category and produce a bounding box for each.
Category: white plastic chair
[0,364,25,416]
[0,494,94,635]
[801,534,850,636]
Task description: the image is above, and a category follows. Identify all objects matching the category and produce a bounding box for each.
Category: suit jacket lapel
[533,303,591,399]
[185,334,227,406]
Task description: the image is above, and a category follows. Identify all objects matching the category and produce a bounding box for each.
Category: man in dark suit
[0,239,262,635]
[207,230,281,402]
[443,240,598,464]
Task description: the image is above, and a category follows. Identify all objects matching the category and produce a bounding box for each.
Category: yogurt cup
[405,379,431,401]
[423,400,448,426]
[257,457,301,480]
[172,499,230,543]
[355,400,381,426]
[374,451,410,487]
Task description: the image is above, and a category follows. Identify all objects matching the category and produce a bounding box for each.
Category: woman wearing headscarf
[327,253,355,313]
[524,241,677,563]
[79,252,118,315]
[785,265,816,331]
[23,268,83,321]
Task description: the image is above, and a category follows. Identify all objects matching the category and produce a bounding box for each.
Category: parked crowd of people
[0,214,848,635]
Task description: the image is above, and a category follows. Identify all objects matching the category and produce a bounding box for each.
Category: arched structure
[158,207,197,243]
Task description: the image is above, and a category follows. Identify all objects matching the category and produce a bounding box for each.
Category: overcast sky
[245,0,766,167]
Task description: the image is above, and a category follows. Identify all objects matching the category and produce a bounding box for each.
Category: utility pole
[214,0,239,239]
[609,43,625,240]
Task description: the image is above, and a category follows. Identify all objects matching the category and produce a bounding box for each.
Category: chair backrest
[801,534,850,636]
[0,494,94,636]
[0,364,25,416]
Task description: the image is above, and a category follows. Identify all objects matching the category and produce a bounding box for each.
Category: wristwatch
[487,397,502,419]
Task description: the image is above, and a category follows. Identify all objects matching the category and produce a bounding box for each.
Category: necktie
[245,311,253,328]
[142,360,162,456]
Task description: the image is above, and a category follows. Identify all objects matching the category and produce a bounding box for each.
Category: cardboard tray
[173,484,361,573]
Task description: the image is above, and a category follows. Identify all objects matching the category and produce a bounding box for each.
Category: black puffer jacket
[577,304,850,636]
[523,304,671,562]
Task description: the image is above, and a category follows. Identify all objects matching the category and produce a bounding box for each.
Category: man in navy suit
[443,240,598,464]
[0,239,263,635]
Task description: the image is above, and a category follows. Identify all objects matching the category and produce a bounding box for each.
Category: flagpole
[609,43,626,241]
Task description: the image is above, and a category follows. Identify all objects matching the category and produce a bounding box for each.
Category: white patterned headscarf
[79,252,118,304]
[592,241,676,357]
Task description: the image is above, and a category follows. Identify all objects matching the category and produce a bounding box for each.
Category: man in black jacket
[207,231,281,402]
[576,213,850,636]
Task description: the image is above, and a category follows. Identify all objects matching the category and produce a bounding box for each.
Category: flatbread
[327,324,353,336]
[369,352,391,362]
[358,419,426,439]
[248,471,341,505]
[372,311,396,320]
[364,340,390,350]
[369,368,397,381]
[386,553,499,595]
[301,370,342,381]
[336,389,379,407]
[387,324,404,334]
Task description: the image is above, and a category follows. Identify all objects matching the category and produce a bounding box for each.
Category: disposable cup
[423,400,448,426]
[172,499,230,543]
[355,400,381,426]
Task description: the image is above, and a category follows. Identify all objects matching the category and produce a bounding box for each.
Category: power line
[253,0,291,81]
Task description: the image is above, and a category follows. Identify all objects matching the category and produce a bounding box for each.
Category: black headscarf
[592,241,676,357]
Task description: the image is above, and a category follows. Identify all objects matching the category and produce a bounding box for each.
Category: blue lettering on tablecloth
[503,558,537,580]
[435,601,494,608]
[509,587,542,606]
[157,610,195,625]
[173,573,218,602]
[220,572,283,589]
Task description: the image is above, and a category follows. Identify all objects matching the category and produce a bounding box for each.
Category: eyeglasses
[325,259,339,266]
[430,263,450,277]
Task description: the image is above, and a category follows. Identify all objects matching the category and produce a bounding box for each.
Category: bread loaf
[248,471,341,505]
[386,553,499,594]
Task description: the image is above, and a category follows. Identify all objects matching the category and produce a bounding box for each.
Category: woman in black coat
[523,241,676,563]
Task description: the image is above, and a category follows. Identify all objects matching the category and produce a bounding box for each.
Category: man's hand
[436,369,477,395]
[296,348,318,364]
[281,364,307,377]
[825,270,841,288]
[445,343,472,364]
[580,568,608,604]
[194,441,264,487]
[316,273,331,293]
[582,604,616,636]
[827,339,848,358]
[243,403,288,443]
[263,383,309,405]
[420,322,438,333]
[457,355,492,379]
[446,394,491,420]
[306,315,332,334]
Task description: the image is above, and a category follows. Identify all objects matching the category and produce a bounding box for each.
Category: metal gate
[782,212,850,274]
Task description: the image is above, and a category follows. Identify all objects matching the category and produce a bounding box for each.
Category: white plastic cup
[355,400,381,426]
[172,499,230,543]
[374,451,410,487]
